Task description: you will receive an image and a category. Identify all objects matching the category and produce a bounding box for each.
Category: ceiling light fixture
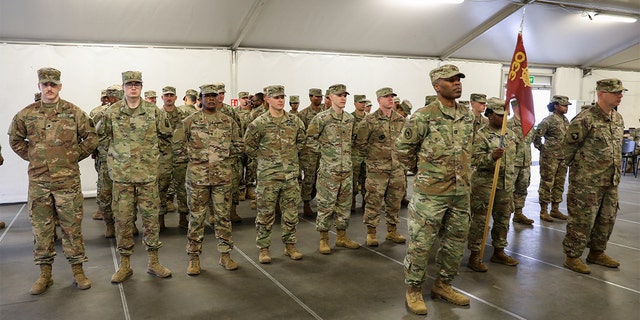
[581,10,637,23]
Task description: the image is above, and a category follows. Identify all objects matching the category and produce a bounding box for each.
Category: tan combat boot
[250,200,257,210]
[490,248,519,266]
[30,264,53,295]
[111,255,133,283]
[512,209,534,225]
[105,222,115,238]
[431,278,470,306]
[71,264,91,290]
[178,213,189,229]
[564,256,591,274]
[284,244,303,260]
[230,204,242,223]
[166,196,176,212]
[187,254,200,275]
[336,229,360,249]
[147,250,172,278]
[319,231,331,254]
[586,250,620,268]
[246,187,257,200]
[92,207,104,220]
[303,201,314,217]
[549,202,568,220]
[539,202,554,222]
[406,286,428,315]
[467,251,488,272]
[366,226,378,247]
[219,253,239,270]
[0,221,6,229]
[158,214,166,232]
[238,189,246,201]
[259,248,271,264]
[385,225,406,244]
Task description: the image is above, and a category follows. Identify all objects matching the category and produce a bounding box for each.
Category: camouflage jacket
[471,125,517,192]
[100,99,172,183]
[534,112,569,159]
[473,114,489,133]
[244,112,306,181]
[178,104,198,115]
[161,107,191,164]
[507,117,535,167]
[298,104,322,128]
[564,104,624,187]
[306,108,354,173]
[354,108,405,172]
[396,101,475,196]
[173,110,243,186]
[90,103,112,161]
[8,99,97,182]
[351,110,367,162]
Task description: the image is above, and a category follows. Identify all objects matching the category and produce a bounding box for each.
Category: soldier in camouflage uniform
[469,93,488,132]
[179,89,200,114]
[235,91,252,201]
[298,88,324,216]
[90,89,110,221]
[157,86,182,230]
[289,95,300,115]
[562,79,626,274]
[245,92,267,207]
[144,90,157,105]
[396,65,473,314]
[9,67,97,294]
[244,85,306,264]
[100,71,173,283]
[534,95,571,222]
[351,94,367,211]
[354,87,406,247]
[509,99,536,225]
[424,95,437,107]
[364,100,372,113]
[306,84,360,254]
[173,84,244,275]
[467,98,519,272]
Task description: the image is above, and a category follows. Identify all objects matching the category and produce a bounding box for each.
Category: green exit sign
[529,76,535,84]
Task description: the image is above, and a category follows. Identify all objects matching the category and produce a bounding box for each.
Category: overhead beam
[231,0,267,50]
[580,40,640,69]
[439,0,534,60]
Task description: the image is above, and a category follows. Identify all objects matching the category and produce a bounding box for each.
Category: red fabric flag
[505,32,535,137]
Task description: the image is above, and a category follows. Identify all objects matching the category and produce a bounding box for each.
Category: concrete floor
[0,166,638,320]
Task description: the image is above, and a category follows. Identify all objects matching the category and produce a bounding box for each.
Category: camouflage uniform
[562,94,624,259]
[174,109,243,255]
[306,106,354,232]
[298,100,323,202]
[507,114,535,214]
[351,106,367,202]
[9,92,97,265]
[534,112,569,204]
[244,107,306,249]
[354,107,406,230]
[161,102,191,221]
[101,97,173,256]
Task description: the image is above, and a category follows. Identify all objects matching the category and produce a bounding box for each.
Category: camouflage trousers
[173,162,189,215]
[513,166,530,211]
[563,184,618,257]
[28,179,88,265]
[404,193,470,286]
[232,157,241,205]
[112,181,162,256]
[157,157,173,216]
[363,168,405,228]
[352,157,366,197]
[538,156,567,204]
[468,186,513,251]
[299,149,319,201]
[96,159,114,224]
[186,182,233,255]
[316,170,353,232]
[245,155,257,190]
[255,178,300,249]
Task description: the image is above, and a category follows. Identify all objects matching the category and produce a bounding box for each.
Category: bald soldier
[9,67,97,294]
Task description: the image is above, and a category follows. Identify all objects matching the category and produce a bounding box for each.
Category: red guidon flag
[505,32,535,137]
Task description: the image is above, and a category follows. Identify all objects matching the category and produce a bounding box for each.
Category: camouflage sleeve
[295,116,307,152]
[8,112,29,161]
[76,109,98,161]
[305,115,322,153]
[231,120,244,158]
[156,108,173,142]
[243,121,260,159]
[533,119,547,150]
[471,129,495,170]
[353,117,370,159]
[396,113,425,172]
[171,119,187,158]
[563,113,587,166]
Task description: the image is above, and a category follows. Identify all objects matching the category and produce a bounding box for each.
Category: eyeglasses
[124,82,143,88]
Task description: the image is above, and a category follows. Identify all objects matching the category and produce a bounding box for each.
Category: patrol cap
[429,64,465,85]
[199,84,219,95]
[393,96,400,104]
[101,90,108,98]
[470,93,487,103]
[400,100,413,114]
[34,92,41,102]
[551,95,572,105]
[122,71,142,84]
[354,95,366,103]
[37,67,61,84]
[213,82,226,94]
[144,90,157,98]
[486,97,506,115]
[106,84,122,98]
[596,78,627,93]
[162,86,176,95]
[239,91,250,99]
[263,86,270,94]
[325,88,331,98]
[364,100,372,107]
[424,95,437,106]
[458,100,470,108]
[376,87,397,98]
[328,84,349,95]
[290,95,300,103]
[309,88,323,97]
[184,89,198,99]
[267,85,286,97]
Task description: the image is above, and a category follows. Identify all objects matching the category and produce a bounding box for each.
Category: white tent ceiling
[1,0,639,71]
